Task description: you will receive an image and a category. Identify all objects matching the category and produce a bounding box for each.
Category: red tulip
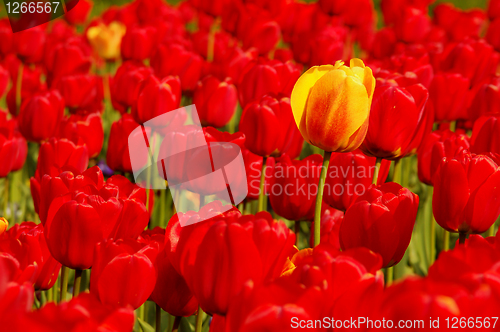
[14,27,46,64]
[17,90,64,143]
[269,154,323,221]
[0,19,14,56]
[5,64,45,116]
[417,129,470,185]
[470,114,500,155]
[434,4,486,42]
[43,168,149,269]
[131,75,181,124]
[65,0,93,25]
[0,254,34,324]
[111,61,153,113]
[240,95,303,158]
[142,228,198,317]
[151,43,203,91]
[4,292,135,332]
[58,112,104,158]
[318,0,347,15]
[309,206,344,250]
[190,0,224,16]
[238,58,300,108]
[340,182,419,267]
[487,18,500,53]
[0,222,61,290]
[394,7,431,43]
[324,150,391,211]
[53,74,103,114]
[242,146,275,201]
[44,37,92,81]
[0,113,27,178]
[169,211,295,315]
[0,65,8,98]
[468,77,500,122]
[107,114,142,173]
[490,0,500,20]
[433,150,500,234]
[361,82,431,160]
[121,26,157,61]
[193,76,237,128]
[429,73,470,122]
[90,238,158,309]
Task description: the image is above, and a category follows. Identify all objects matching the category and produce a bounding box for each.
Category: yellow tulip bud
[87,22,126,60]
[0,217,8,235]
[291,59,376,152]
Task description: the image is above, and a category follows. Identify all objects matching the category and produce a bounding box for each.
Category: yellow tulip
[291,59,376,153]
[87,22,126,60]
[0,217,8,235]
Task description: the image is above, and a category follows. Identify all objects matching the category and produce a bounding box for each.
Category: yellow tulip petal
[290,65,334,132]
[304,70,370,152]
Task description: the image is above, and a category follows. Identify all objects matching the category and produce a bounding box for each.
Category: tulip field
[2,0,500,330]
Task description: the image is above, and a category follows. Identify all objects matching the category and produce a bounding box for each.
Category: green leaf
[137,318,155,332]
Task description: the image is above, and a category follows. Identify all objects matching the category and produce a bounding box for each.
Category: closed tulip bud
[58,113,104,159]
[0,217,7,235]
[433,150,500,234]
[45,37,92,81]
[0,222,62,290]
[6,63,44,116]
[107,114,141,173]
[291,59,376,153]
[121,26,157,61]
[429,73,470,122]
[111,61,153,113]
[470,114,500,155]
[14,27,46,64]
[151,43,203,91]
[131,75,181,124]
[324,150,391,211]
[318,0,347,15]
[193,76,237,128]
[65,0,93,25]
[306,26,346,67]
[90,238,158,309]
[87,22,126,60]
[18,90,64,143]
[269,154,323,221]
[340,182,419,267]
[468,77,500,122]
[417,129,470,185]
[394,7,431,43]
[53,74,104,114]
[240,95,304,158]
[361,82,432,160]
[240,19,281,56]
[434,4,486,42]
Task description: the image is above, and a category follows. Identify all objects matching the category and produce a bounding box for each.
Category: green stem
[156,304,162,332]
[195,306,204,332]
[73,269,82,297]
[443,230,450,251]
[257,157,268,212]
[372,158,382,185]
[450,120,457,132]
[207,18,219,62]
[386,266,394,286]
[314,151,332,247]
[392,159,402,184]
[47,285,53,302]
[60,266,69,302]
[429,187,436,265]
[40,290,47,307]
[16,63,23,115]
[171,316,181,332]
